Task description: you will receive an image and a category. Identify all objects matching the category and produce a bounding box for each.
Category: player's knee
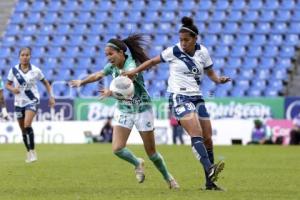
[112,145,125,154]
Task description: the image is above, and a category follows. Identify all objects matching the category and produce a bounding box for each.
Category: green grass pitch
[0,144,299,200]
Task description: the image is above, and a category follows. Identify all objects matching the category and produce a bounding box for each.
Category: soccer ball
[109,76,134,100]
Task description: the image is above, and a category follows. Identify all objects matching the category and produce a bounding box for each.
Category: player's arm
[41,79,55,107]
[122,56,161,79]
[5,80,20,94]
[69,71,105,87]
[0,89,8,119]
[205,68,231,84]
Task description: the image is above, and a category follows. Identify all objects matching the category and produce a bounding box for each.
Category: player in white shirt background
[123,17,231,190]
[0,75,8,120]
[6,47,55,163]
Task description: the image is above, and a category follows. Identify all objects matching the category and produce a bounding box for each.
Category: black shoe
[208,160,225,182]
[203,183,225,191]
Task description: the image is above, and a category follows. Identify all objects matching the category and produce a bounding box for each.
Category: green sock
[149,152,172,181]
[114,147,140,167]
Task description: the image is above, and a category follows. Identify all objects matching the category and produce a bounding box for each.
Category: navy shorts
[15,103,39,119]
[169,93,210,119]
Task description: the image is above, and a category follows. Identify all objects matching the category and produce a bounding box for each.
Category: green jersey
[103,56,152,113]
[0,76,3,90]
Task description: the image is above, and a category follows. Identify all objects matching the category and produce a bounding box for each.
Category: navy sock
[25,127,35,150]
[205,148,214,186]
[22,133,30,152]
[191,137,211,172]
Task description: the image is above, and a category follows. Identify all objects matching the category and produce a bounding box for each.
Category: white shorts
[113,108,154,132]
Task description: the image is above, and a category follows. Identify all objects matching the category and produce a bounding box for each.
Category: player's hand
[1,107,9,120]
[49,96,55,107]
[69,80,82,88]
[218,76,231,84]
[12,87,20,94]
[121,71,136,80]
[99,88,112,100]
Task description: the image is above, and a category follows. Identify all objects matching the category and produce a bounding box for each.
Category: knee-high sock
[22,132,30,152]
[114,147,140,167]
[204,148,214,186]
[25,127,34,150]
[149,152,172,181]
[191,137,211,172]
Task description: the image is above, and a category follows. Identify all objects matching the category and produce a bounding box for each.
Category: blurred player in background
[0,75,8,120]
[69,34,179,189]
[5,47,55,163]
[123,17,231,190]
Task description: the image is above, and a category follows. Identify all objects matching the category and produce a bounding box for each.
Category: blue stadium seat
[247,87,262,97]
[143,11,160,22]
[271,22,287,34]
[240,69,254,80]
[284,34,299,46]
[181,0,196,10]
[39,24,56,35]
[194,12,209,22]
[276,58,292,69]
[157,23,172,34]
[140,23,155,34]
[32,46,46,58]
[73,24,89,35]
[47,1,62,12]
[61,1,79,11]
[198,0,212,10]
[243,10,259,21]
[289,22,300,34]
[31,1,45,12]
[255,22,271,34]
[263,87,279,96]
[75,12,92,23]
[26,12,42,24]
[162,0,179,11]
[279,46,295,58]
[231,0,246,10]
[243,58,258,69]
[268,79,284,91]
[55,24,71,35]
[259,10,275,22]
[223,68,238,78]
[93,12,109,23]
[239,23,255,34]
[223,22,239,34]
[214,87,229,97]
[235,34,250,45]
[128,11,143,23]
[10,12,25,24]
[214,46,229,57]
[213,58,225,69]
[207,22,222,34]
[264,0,279,10]
[259,57,275,69]
[230,46,246,57]
[98,1,113,11]
[22,24,38,35]
[14,1,28,12]
[35,35,50,46]
[227,10,242,21]
[267,34,283,45]
[110,11,127,23]
[257,69,271,80]
[230,87,246,97]
[211,11,226,21]
[0,47,11,58]
[78,1,97,11]
[275,10,291,22]
[252,34,266,45]
[251,78,267,90]
[215,0,229,10]
[47,46,63,58]
[61,58,75,69]
[280,0,295,10]
[51,35,67,46]
[248,0,263,10]
[263,46,278,57]
[42,12,59,24]
[131,0,146,10]
[245,46,262,59]
[146,1,163,11]
[160,11,176,22]
[273,69,288,80]
[203,34,218,46]
[5,24,21,36]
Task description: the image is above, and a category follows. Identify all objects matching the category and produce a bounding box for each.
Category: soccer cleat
[202,183,225,191]
[167,178,180,189]
[30,150,37,162]
[135,158,145,183]
[208,160,225,182]
[25,152,32,163]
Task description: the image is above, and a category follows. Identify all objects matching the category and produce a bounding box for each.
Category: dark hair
[19,47,32,56]
[179,16,199,37]
[107,34,150,64]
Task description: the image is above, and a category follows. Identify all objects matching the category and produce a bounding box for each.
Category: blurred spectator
[170,116,184,145]
[290,114,300,145]
[248,119,273,145]
[96,118,113,143]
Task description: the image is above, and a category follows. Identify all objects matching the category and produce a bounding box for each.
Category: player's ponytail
[179,16,199,36]
[123,34,150,64]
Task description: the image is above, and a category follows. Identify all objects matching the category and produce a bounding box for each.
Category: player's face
[105,47,124,68]
[179,32,197,54]
[19,49,31,65]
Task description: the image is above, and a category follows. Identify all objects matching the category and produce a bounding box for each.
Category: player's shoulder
[30,64,41,71]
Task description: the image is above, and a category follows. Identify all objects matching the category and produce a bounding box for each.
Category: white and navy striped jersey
[160,43,213,96]
[7,64,45,107]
